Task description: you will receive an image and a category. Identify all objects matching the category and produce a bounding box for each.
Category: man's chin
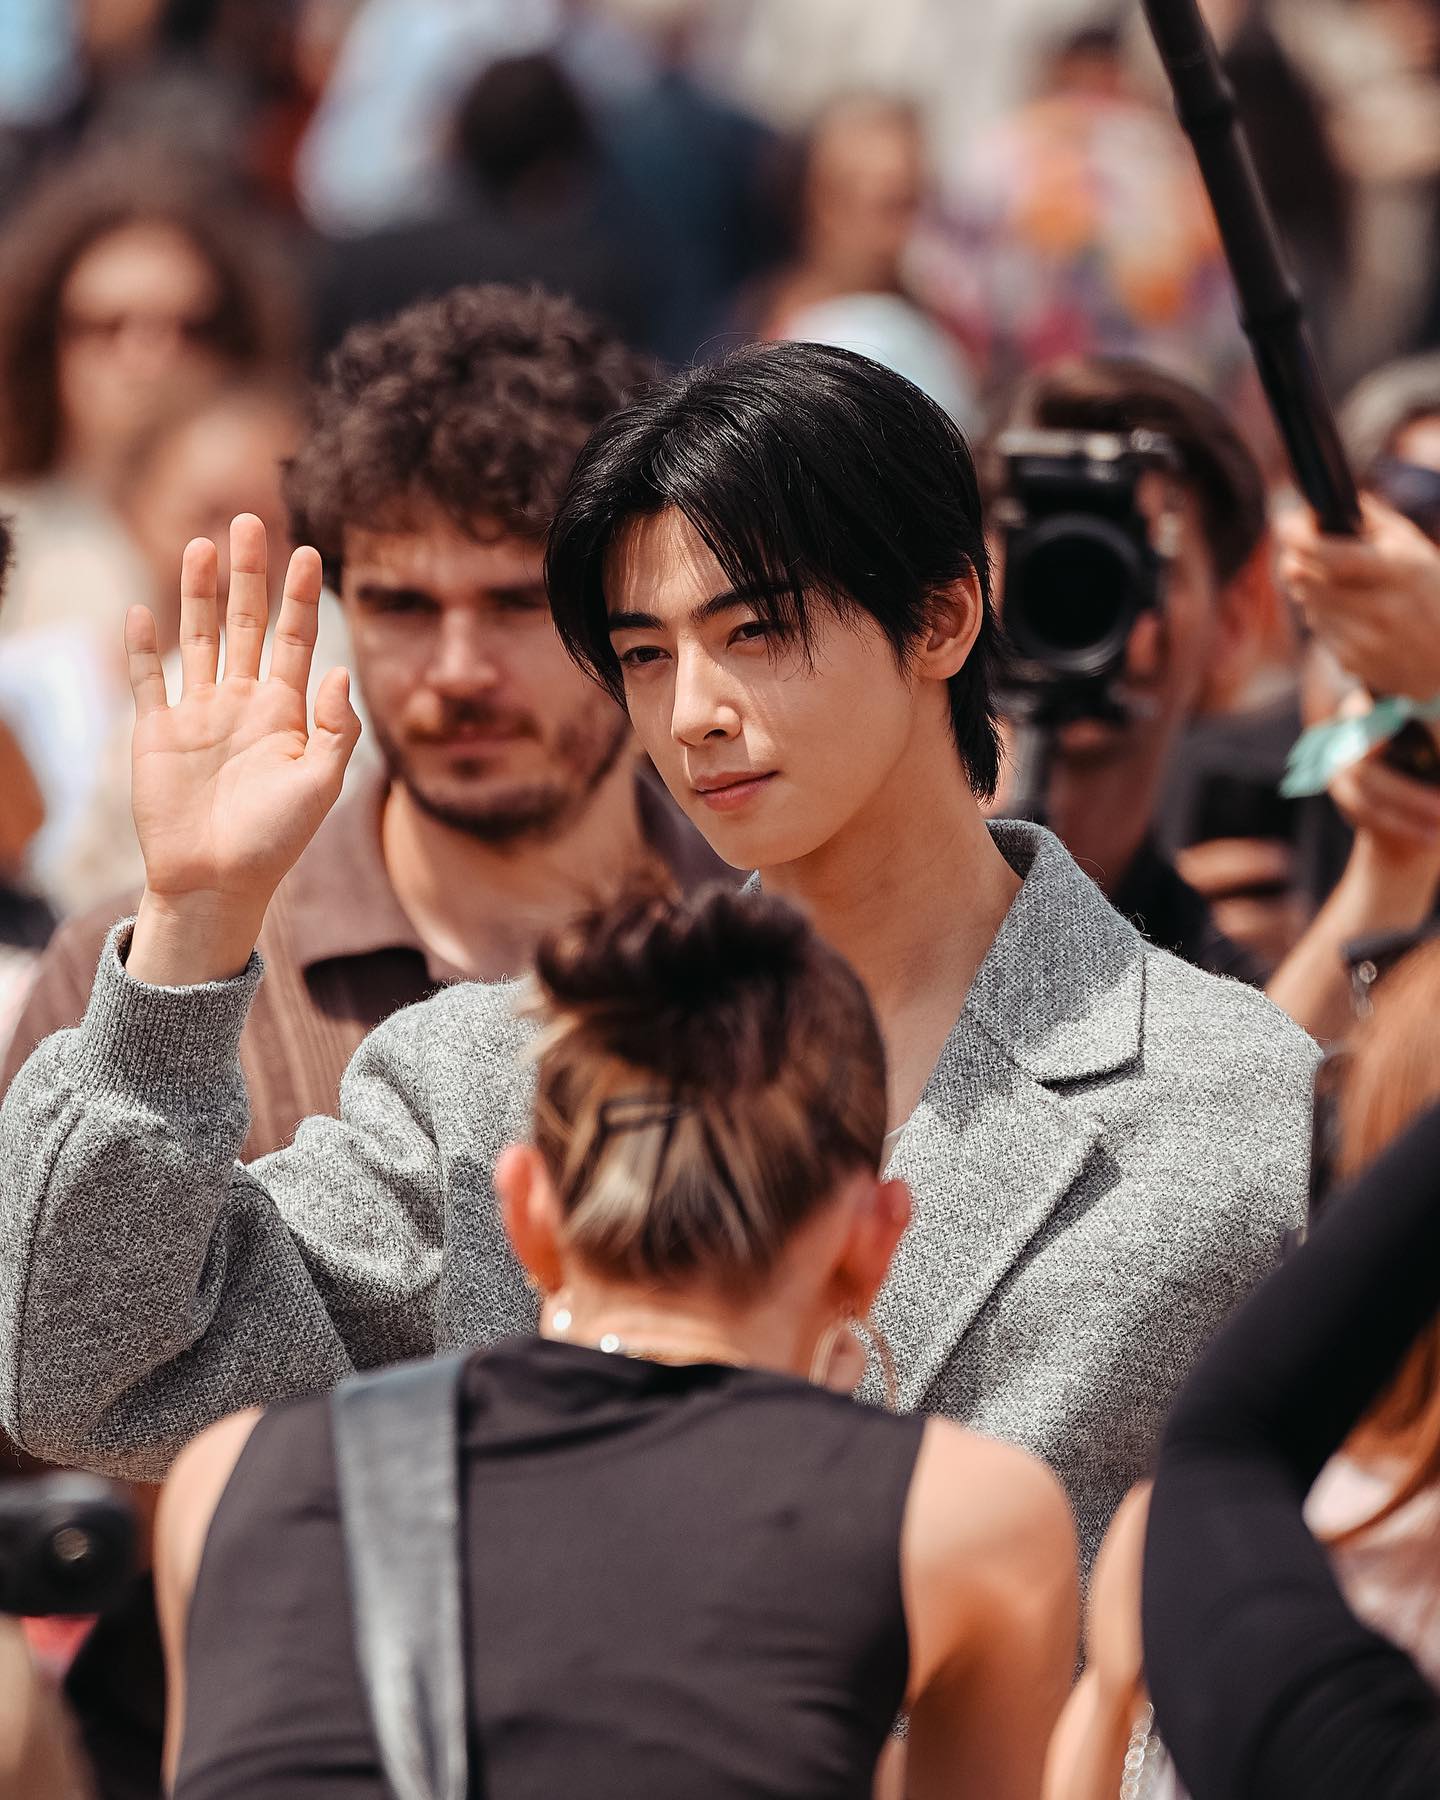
[682,800,831,875]
[402,776,573,847]
[1053,717,1135,764]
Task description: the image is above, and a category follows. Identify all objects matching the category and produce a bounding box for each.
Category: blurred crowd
[0,2,1439,1799]
[0,0,1434,999]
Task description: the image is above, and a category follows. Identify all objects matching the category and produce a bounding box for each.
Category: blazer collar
[967,820,1145,1086]
[872,822,1147,1407]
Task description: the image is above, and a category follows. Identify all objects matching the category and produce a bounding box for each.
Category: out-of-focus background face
[0,0,1434,941]
[118,387,301,631]
[55,221,228,478]
[801,98,925,299]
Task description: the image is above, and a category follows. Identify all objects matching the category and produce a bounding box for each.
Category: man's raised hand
[126,514,362,985]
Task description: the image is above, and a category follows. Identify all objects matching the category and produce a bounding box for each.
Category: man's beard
[374,700,633,849]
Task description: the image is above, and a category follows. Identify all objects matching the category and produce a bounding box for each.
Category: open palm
[127,515,361,913]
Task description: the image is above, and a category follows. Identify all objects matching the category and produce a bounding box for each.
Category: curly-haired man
[0,285,726,1151]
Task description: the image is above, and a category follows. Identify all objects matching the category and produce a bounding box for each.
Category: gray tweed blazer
[0,822,1316,1565]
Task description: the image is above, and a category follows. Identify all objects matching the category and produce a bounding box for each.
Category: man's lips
[691,771,777,812]
[414,722,531,749]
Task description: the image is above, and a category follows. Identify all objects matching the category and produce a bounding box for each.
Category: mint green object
[1281,696,1440,797]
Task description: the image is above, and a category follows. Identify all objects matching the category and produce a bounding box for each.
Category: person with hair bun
[152,888,1078,1800]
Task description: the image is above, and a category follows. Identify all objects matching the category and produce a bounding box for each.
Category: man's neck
[762,725,1022,1124]
[1043,754,1158,900]
[381,758,655,981]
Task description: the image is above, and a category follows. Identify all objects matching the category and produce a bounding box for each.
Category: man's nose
[1125,609,1166,683]
[113,323,184,381]
[429,610,502,695]
[670,644,739,745]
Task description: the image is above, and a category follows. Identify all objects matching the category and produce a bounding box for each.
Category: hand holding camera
[1331,736,1440,868]
[1268,700,1440,1041]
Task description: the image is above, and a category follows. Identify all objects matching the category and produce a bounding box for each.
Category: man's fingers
[1358,490,1431,552]
[1283,548,1390,604]
[178,537,220,692]
[1282,497,1433,600]
[306,666,363,780]
[266,546,324,695]
[125,606,169,720]
[1336,752,1440,841]
[223,514,269,683]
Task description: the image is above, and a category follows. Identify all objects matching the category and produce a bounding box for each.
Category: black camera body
[0,1474,134,1616]
[995,427,1181,722]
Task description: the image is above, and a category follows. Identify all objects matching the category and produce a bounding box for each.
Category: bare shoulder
[155,1407,264,1608]
[901,1420,1079,1713]
[906,1417,1078,1602]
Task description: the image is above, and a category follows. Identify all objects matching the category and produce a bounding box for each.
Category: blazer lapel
[876,1027,1104,1407]
[871,822,1147,1408]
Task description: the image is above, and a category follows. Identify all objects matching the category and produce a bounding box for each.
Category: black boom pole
[1139,0,1361,536]
[1142,0,1440,781]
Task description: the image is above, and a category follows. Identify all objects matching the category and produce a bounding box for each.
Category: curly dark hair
[284,284,653,584]
[0,144,299,481]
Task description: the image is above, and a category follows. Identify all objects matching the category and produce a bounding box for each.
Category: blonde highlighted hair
[525,887,888,1297]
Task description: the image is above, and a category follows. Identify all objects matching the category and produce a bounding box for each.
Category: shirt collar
[281,762,733,984]
[279,765,448,979]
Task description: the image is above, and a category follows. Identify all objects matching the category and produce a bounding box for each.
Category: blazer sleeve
[0,923,446,1479]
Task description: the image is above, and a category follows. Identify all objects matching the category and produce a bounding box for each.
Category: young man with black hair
[0,341,1316,1567]
[984,355,1280,980]
[0,284,724,1152]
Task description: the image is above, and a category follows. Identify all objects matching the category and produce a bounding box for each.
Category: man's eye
[731,619,773,646]
[363,592,435,616]
[617,645,666,669]
[495,590,547,614]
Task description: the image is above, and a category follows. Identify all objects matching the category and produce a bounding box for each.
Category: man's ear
[833,1172,912,1317]
[495,1143,565,1295]
[917,573,985,683]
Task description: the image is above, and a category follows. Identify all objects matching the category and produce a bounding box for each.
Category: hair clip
[595,1093,688,1141]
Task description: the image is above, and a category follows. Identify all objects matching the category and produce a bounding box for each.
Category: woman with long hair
[0,146,295,506]
[1048,936,1440,1799]
[152,888,1078,1800]
[0,143,298,898]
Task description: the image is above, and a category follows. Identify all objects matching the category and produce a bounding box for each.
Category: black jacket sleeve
[1142,1102,1440,1800]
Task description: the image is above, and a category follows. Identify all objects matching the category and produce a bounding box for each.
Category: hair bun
[533,887,811,1089]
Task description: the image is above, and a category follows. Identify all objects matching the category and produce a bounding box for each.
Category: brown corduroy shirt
[0,765,731,1159]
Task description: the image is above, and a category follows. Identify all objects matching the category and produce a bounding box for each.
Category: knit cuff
[71,919,264,1105]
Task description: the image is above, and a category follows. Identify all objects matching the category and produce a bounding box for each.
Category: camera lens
[0,1475,136,1616]
[1005,513,1144,682]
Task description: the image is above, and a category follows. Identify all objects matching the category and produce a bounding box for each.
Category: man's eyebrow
[351,580,436,604]
[487,581,548,601]
[606,581,792,634]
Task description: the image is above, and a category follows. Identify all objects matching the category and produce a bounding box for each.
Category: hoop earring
[850,1312,900,1413]
[808,1316,851,1388]
[809,1313,900,1412]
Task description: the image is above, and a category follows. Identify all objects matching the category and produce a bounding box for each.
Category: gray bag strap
[331,1354,470,1800]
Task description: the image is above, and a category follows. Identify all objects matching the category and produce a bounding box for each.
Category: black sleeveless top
[176,1337,925,1800]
